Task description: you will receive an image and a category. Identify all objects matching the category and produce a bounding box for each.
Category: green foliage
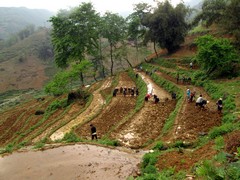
[97,138,119,146]
[46,98,68,112]
[196,35,238,78]
[172,140,186,148]
[153,141,164,150]
[44,71,69,96]
[142,152,159,169]
[214,136,225,151]
[101,12,127,75]
[33,138,47,149]
[152,58,177,69]
[196,160,225,180]
[142,165,158,174]
[142,0,189,53]
[209,123,235,139]
[226,161,240,180]
[3,143,14,154]
[193,0,240,45]
[62,131,82,143]
[196,159,240,180]
[49,3,101,68]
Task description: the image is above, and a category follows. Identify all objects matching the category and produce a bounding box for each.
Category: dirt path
[110,71,176,148]
[49,78,113,141]
[0,144,143,180]
[154,69,221,143]
[75,72,136,139]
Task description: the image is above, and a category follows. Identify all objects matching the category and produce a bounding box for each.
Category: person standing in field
[216,98,223,114]
[90,124,97,140]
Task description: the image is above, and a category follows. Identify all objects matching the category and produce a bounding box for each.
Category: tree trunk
[153,41,158,58]
[124,58,133,68]
[99,37,105,78]
[110,43,114,76]
[80,72,84,86]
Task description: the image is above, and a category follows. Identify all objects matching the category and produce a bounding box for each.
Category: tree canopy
[141,0,189,54]
[196,35,239,77]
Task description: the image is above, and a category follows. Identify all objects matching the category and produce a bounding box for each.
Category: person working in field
[90,124,97,140]
[216,98,223,113]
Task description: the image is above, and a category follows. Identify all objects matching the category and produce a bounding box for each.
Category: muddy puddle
[0,144,144,180]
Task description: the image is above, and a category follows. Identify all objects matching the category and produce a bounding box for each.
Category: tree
[142,0,189,54]
[101,12,127,76]
[193,0,240,46]
[196,35,238,77]
[127,3,151,60]
[45,60,92,96]
[49,3,101,84]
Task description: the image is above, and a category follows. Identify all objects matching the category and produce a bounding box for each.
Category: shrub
[143,165,158,174]
[153,141,165,150]
[62,131,81,143]
[46,98,68,112]
[98,138,119,146]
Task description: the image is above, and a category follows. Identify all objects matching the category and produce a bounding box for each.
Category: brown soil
[75,72,137,139]
[110,71,176,148]
[154,70,222,143]
[156,141,217,172]
[224,130,240,155]
[0,34,237,179]
[49,78,113,141]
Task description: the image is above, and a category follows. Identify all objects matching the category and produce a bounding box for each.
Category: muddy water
[0,144,143,180]
[139,72,171,101]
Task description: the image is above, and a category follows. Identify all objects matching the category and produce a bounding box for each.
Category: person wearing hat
[216,98,223,113]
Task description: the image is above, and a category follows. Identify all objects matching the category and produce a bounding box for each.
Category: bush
[143,165,158,174]
[142,152,159,169]
[62,131,81,143]
[98,138,119,146]
[153,141,164,150]
[46,98,68,112]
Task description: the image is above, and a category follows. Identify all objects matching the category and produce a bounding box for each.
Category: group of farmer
[186,88,223,113]
[113,86,139,97]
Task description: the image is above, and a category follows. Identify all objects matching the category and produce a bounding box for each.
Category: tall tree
[49,3,101,84]
[142,0,189,54]
[127,3,151,59]
[101,12,127,76]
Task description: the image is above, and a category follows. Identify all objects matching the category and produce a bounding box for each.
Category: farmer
[190,62,193,69]
[196,94,203,107]
[186,89,191,102]
[216,98,223,113]
[90,124,97,140]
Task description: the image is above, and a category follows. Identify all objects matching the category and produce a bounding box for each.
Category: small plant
[1,143,14,154]
[62,131,82,143]
[46,98,68,112]
[209,123,235,139]
[214,136,225,151]
[172,140,185,148]
[153,141,165,150]
[98,138,119,146]
[33,138,47,149]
